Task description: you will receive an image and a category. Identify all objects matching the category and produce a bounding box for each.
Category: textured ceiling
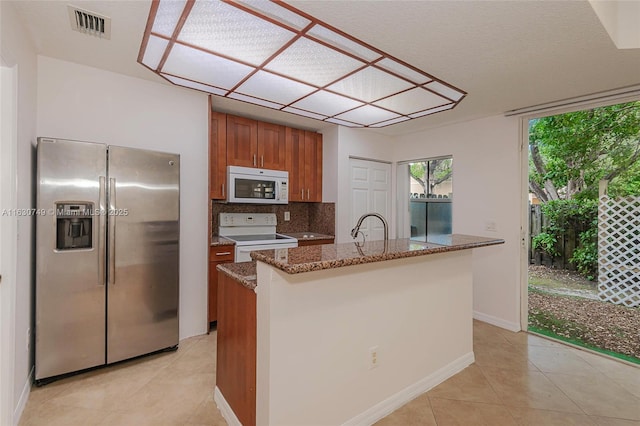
[10,0,640,136]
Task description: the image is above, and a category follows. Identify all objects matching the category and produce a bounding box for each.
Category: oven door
[235,242,298,262]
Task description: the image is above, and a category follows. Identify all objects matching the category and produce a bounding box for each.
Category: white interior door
[349,158,392,242]
[0,62,18,426]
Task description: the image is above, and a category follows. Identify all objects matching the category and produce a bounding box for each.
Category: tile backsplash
[211,201,335,237]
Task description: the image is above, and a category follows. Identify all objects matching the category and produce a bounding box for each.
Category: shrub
[534,198,598,279]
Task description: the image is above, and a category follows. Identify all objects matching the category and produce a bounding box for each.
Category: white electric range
[219,213,298,262]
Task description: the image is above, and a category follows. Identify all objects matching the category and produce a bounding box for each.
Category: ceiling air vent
[67,5,111,40]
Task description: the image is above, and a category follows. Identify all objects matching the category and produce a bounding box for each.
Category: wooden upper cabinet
[227,115,258,168]
[285,127,305,202]
[211,109,322,202]
[304,131,323,202]
[226,115,287,171]
[285,128,322,202]
[257,122,286,170]
[209,106,227,200]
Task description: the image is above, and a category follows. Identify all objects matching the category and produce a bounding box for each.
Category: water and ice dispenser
[56,203,93,250]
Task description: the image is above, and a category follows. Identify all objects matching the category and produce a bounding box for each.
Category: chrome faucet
[350,212,389,242]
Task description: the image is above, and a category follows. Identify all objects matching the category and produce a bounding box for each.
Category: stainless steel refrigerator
[35,137,180,382]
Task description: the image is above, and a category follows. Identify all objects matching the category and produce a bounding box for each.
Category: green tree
[529,101,640,278]
[410,158,452,195]
[529,101,640,202]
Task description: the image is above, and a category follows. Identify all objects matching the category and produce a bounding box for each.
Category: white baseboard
[342,352,475,426]
[214,386,242,426]
[13,366,33,426]
[473,311,521,332]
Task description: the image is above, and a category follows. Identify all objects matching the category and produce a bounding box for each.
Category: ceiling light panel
[409,103,456,118]
[178,1,296,66]
[141,35,169,71]
[425,81,465,102]
[162,74,228,96]
[237,0,311,30]
[327,67,414,103]
[281,107,327,120]
[139,0,467,128]
[236,70,316,105]
[265,37,364,87]
[163,43,254,89]
[373,88,449,115]
[227,92,284,109]
[307,25,381,62]
[335,105,401,126]
[376,58,432,85]
[290,90,364,117]
[150,0,187,37]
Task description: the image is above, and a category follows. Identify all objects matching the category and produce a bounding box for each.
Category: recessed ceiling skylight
[138,0,466,128]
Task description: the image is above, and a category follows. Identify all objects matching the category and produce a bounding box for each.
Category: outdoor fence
[598,183,640,307]
[529,204,579,269]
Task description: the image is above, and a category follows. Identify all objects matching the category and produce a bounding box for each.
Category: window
[407,157,452,242]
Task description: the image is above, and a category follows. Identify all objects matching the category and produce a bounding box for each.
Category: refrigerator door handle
[98,176,106,285]
[108,177,116,286]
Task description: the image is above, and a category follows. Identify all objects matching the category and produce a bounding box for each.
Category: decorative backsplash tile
[210,201,335,237]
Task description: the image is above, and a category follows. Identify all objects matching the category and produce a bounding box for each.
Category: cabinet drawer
[210,246,234,262]
[297,238,334,247]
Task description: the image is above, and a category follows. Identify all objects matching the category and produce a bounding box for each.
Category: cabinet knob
[253,154,256,167]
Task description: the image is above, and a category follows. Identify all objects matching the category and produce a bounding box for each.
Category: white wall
[393,115,523,330]
[37,56,210,340]
[335,127,395,243]
[255,250,474,425]
[1,2,38,423]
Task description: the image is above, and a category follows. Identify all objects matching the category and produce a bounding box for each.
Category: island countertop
[250,234,504,274]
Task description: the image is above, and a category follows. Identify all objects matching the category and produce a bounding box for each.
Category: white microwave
[227,166,289,204]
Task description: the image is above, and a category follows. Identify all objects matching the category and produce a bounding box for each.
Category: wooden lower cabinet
[217,272,256,426]
[208,246,234,323]
[297,238,334,247]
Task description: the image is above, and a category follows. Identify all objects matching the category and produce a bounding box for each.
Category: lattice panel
[598,195,640,307]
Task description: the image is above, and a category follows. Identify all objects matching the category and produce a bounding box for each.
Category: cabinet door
[227,115,257,168]
[285,127,305,202]
[209,109,227,200]
[209,246,234,323]
[304,131,323,202]
[258,122,286,170]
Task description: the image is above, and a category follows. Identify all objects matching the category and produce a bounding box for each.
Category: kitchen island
[216,235,503,426]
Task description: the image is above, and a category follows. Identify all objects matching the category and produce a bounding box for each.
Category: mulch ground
[528,290,640,360]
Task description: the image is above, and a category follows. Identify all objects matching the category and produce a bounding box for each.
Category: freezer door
[106,146,179,363]
[35,138,107,380]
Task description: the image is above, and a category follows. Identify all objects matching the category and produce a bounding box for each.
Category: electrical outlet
[26,328,31,351]
[284,211,290,221]
[369,346,379,369]
[485,221,497,232]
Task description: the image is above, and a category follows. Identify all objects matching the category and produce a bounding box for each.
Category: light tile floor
[19,321,640,425]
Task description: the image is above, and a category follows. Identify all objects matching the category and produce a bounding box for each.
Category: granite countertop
[281,232,335,241]
[217,261,257,289]
[251,234,504,274]
[210,236,235,247]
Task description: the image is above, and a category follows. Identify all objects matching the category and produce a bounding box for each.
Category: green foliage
[570,227,598,280]
[529,101,640,201]
[531,232,559,258]
[528,102,640,279]
[534,199,598,278]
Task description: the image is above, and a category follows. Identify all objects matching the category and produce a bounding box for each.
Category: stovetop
[224,234,294,243]
[219,213,297,245]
